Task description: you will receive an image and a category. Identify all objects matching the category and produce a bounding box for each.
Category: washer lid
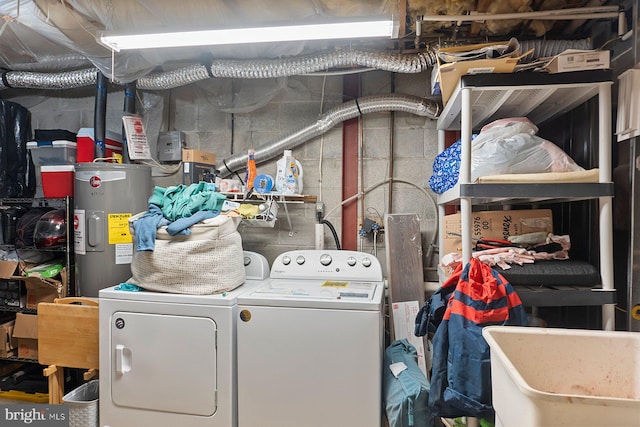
[238,279,384,310]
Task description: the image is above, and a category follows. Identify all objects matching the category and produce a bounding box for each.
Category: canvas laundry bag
[128,212,245,294]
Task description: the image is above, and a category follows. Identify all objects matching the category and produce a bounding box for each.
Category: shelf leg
[598,82,615,331]
[460,87,473,263]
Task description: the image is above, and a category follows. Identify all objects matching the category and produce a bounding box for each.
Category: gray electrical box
[158,131,185,162]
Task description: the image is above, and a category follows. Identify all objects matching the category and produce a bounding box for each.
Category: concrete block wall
[4,68,441,280]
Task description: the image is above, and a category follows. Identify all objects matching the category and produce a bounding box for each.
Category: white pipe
[419,6,619,22]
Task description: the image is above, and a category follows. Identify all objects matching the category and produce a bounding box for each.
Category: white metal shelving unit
[436,70,616,330]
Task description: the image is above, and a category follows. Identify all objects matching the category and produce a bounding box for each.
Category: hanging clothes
[416,258,528,420]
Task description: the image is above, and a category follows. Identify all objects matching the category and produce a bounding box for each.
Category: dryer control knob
[320,254,332,266]
[296,255,305,265]
[347,256,357,266]
[282,255,291,265]
[362,257,372,268]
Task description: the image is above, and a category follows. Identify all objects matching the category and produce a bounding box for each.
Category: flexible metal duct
[0,68,98,90]
[0,40,592,90]
[137,49,437,90]
[519,39,592,60]
[220,94,442,177]
[0,49,436,90]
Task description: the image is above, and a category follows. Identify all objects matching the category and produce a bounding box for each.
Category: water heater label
[115,243,133,265]
[73,209,86,255]
[122,115,152,160]
[76,170,127,182]
[108,213,133,244]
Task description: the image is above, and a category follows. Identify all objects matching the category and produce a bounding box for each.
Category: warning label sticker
[108,213,132,244]
[321,280,349,288]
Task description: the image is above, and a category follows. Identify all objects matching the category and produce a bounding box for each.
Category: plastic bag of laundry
[470,117,584,181]
[0,100,36,198]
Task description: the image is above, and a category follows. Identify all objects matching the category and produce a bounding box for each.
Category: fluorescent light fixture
[97,16,398,51]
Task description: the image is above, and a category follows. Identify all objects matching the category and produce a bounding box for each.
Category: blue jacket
[417,258,528,420]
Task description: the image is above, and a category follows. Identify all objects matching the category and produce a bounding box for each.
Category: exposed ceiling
[0,0,624,85]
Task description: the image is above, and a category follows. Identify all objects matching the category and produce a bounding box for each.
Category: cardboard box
[13,313,38,360]
[0,260,20,279]
[2,263,65,309]
[543,49,610,74]
[437,42,527,105]
[182,149,216,165]
[21,275,66,310]
[0,319,17,357]
[443,209,553,255]
[182,149,217,185]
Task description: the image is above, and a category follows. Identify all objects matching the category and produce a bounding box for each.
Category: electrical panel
[157,131,185,162]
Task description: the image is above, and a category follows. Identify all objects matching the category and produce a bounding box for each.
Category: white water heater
[74,163,151,297]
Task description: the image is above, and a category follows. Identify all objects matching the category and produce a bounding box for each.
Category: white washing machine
[99,251,270,427]
[237,249,385,427]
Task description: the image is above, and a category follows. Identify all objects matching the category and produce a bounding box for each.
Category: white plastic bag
[470,117,584,182]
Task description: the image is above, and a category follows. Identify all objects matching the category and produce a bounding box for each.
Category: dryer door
[110,312,217,416]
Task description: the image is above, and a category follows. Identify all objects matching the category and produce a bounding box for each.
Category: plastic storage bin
[27,140,77,167]
[76,128,123,162]
[483,326,640,427]
[63,379,99,427]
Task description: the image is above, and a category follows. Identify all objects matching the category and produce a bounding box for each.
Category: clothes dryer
[237,250,385,427]
[99,251,269,427]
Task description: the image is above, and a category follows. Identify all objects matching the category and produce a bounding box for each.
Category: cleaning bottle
[246,148,257,190]
[275,150,304,194]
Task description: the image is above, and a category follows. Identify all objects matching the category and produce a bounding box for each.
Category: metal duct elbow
[137,64,212,90]
[220,94,441,177]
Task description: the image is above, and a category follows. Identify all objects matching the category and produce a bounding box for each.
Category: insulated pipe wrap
[221,94,441,176]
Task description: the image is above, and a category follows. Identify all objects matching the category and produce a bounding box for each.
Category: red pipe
[341,74,360,250]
